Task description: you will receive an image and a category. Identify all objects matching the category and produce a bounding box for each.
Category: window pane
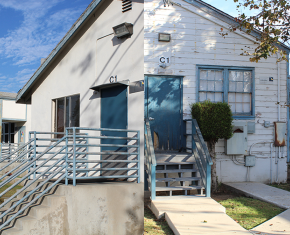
[200,70,207,80]
[236,93,243,102]
[208,81,214,91]
[228,93,235,102]
[207,93,214,101]
[236,82,244,92]
[57,98,65,133]
[215,81,223,91]
[244,81,252,92]
[243,103,251,113]
[10,134,14,143]
[229,103,235,113]
[236,103,243,113]
[215,93,223,102]
[229,82,235,92]
[66,97,70,128]
[199,92,207,101]
[215,71,223,81]
[200,80,207,91]
[243,93,251,102]
[4,123,8,134]
[244,71,252,82]
[10,123,15,133]
[4,134,8,143]
[208,70,215,80]
[70,95,80,127]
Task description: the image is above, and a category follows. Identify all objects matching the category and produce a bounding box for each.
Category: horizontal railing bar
[67,168,138,172]
[67,159,138,163]
[67,175,138,179]
[66,127,139,132]
[74,151,137,155]
[67,135,138,140]
[68,144,139,148]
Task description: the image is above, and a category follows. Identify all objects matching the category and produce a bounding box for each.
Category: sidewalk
[224,182,290,235]
[150,196,251,234]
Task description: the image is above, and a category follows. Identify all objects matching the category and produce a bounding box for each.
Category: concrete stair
[0,180,66,235]
[154,152,205,196]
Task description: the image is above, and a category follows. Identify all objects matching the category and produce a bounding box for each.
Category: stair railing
[144,119,157,200]
[0,127,140,230]
[184,119,213,197]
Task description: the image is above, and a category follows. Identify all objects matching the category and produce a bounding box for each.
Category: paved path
[151,196,251,234]
[224,182,290,235]
[224,182,290,209]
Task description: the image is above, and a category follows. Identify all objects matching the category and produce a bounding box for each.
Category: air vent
[122,0,132,13]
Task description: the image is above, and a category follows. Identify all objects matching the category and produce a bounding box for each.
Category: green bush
[191,100,233,143]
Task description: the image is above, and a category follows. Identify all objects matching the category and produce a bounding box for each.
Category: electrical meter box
[225,121,248,155]
[244,155,256,167]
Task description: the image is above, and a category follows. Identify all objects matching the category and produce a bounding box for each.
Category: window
[1,123,15,143]
[53,94,80,137]
[197,66,254,118]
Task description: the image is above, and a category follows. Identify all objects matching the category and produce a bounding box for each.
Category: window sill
[233,116,255,120]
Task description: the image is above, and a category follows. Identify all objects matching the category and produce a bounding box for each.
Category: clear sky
[0,0,257,94]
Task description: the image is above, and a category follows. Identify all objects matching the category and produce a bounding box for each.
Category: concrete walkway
[224,182,290,209]
[150,196,252,234]
[224,182,290,235]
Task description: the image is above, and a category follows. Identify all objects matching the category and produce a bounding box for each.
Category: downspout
[0,99,2,160]
[287,52,290,163]
[277,53,280,182]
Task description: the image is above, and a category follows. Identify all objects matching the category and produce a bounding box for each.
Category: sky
[0,0,257,93]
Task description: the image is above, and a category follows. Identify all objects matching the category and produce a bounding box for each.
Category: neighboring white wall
[2,99,26,120]
[145,0,288,183]
[30,0,144,181]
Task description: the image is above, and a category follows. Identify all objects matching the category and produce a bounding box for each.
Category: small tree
[191,101,233,191]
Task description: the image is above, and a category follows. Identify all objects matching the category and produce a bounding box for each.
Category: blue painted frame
[287,53,290,163]
[196,65,255,120]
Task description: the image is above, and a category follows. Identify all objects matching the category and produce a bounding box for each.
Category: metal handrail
[184,119,212,197]
[144,119,156,200]
[0,127,141,230]
[0,140,32,163]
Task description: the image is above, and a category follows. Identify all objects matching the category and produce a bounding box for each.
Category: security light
[113,23,133,39]
[158,33,171,42]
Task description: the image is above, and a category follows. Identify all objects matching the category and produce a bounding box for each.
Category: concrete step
[156,177,200,182]
[156,169,197,173]
[156,185,204,191]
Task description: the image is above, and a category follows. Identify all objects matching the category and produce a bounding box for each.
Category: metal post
[73,127,76,186]
[206,163,211,197]
[33,131,37,180]
[65,128,68,185]
[0,99,2,160]
[151,166,156,200]
[137,131,140,183]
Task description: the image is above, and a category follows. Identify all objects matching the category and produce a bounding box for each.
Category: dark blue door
[145,76,182,151]
[101,86,127,151]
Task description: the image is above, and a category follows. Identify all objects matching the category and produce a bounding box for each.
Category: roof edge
[16,0,104,103]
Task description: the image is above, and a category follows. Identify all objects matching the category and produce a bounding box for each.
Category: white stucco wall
[29,0,145,181]
[144,0,288,183]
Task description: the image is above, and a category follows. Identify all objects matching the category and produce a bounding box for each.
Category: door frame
[144,75,185,149]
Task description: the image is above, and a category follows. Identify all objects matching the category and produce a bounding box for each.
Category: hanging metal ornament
[163,0,173,7]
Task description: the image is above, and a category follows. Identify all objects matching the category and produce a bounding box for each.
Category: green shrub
[191,100,233,143]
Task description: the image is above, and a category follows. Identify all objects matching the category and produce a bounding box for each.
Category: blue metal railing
[144,119,157,200]
[0,127,140,230]
[184,119,213,197]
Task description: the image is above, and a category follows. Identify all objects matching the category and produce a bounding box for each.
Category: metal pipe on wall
[277,53,281,182]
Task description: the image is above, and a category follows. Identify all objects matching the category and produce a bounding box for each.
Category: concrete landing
[150,196,251,234]
[224,182,290,209]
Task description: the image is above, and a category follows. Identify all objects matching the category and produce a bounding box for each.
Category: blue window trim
[196,65,255,120]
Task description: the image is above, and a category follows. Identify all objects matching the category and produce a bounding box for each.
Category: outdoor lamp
[113,23,133,38]
[158,33,171,42]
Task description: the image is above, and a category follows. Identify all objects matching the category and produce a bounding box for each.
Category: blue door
[145,76,183,151]
[101,86,127,151]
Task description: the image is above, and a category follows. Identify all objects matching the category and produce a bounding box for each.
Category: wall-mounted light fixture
[113,22,133,39]
[158,33,171,42]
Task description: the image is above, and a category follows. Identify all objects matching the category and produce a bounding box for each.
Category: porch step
[156,169,197,174]
[156,185,204,191]
[156,177,200,183]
